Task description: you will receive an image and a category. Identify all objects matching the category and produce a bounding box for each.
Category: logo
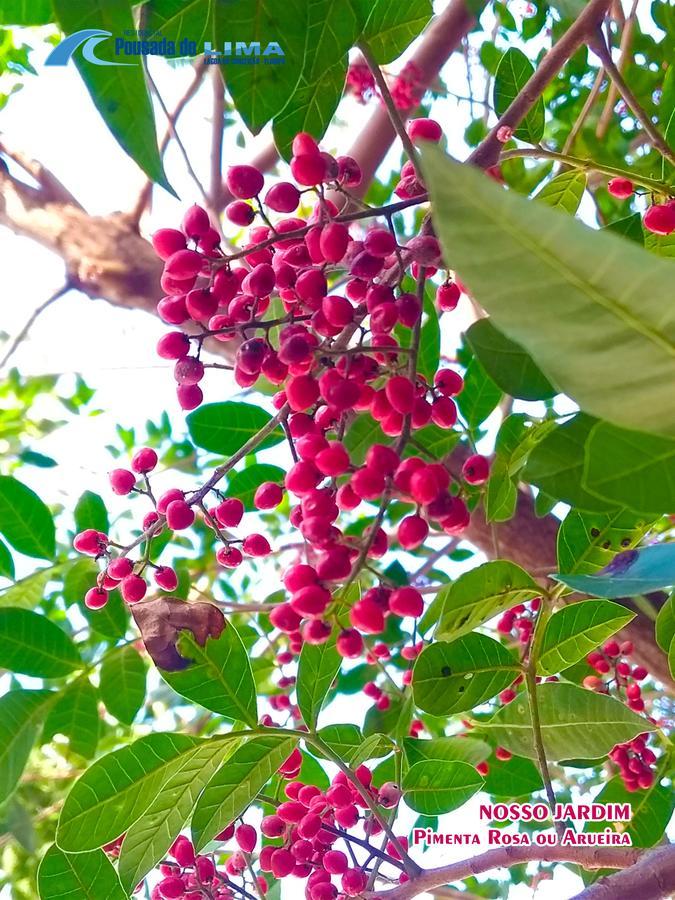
[45,28,285,68]
[45,29,133,66]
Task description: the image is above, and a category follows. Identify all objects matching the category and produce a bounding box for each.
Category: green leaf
[187,402,284,456]
[100,646,147,725]
[57,733,200,851]
[297,633,341,730]
[436,560,541,640]
[404,736,490,767]
[421,146,675,437]
[0,567,53,610]
[557,509,653,575]
[147,0,306,136]
[82,591,129,641]
[535,170,586,214]
[582,421,675,515]
[0,608,82,677]
[584,771,674,848]
[605,212,644,244]
[483,682,654,761]
[355,0,432,63]
[494,48,544,142]
[344,414,390,465]
[655,593,675,652]
[160,624,258,725]
[538,600,635,675]
[0,689,54,804]
[523,414,619,512]
[118,739,242,892]
[0,0,53,25]
[554,544,675,598]
[402,760,483,815]
[74,491,109,534]
[316,724,364,763]
[38,845,126,900]
[272,0,358,156]
[644,224,675,259]
[410,423,460,460]
[191,734,298,849]
[0,538,15,579]
[457,357,502,429]
[228,464,285,511]
[0,475,55,559]
[52,0,172,193]
[413,633,520,716]
[44,678,99,759]
[481,755,543,797]
[466,319,556,401]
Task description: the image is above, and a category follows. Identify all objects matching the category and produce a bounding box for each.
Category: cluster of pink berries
[607,177,675,236]
[131,762,409,899]
[582,640,657,791]
[74,446,273,608]
[496,598,542,645]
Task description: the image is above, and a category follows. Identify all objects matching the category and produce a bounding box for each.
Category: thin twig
[596,0,639,141]
[210,67,225,210]
[590,27,675,167]
[0,283,71,370]
[357,39,422,177]
[562,65,605,155]
[129,59,207,225]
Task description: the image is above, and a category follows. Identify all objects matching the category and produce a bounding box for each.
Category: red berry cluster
[75,124,497,683]
[583,640,657,791]
[346,63,376,103]
[135,764,409,899]
[607,177,675,236]
[496,597,542,645]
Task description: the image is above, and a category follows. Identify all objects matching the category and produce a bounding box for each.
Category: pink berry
[156,332,190,360]
[235,823,257,853]
[644,202,675,235]
[84,587,108,609]
[226,164,264,199]
[73,529,106,556]
[158,876,186,899]
[385,376,416,414]
[265,182,301,213]
[408,117,443,142]
[164,249,203,279]
[120,574,147,604]
[242,533,271,556]
[225,200,256,226]
[607,177,634,199]
[364,227,397,258]
[216,546,243,568]
[254,481,283,510]
[166,499,195,530]
[107,557,133,580]
[437,282,461,311]
[292,132,320,156]
[462,454,490,485]
[320,222,350,263]
[182,204,211,239]
[336,628,363,659]
[152,228,187,260]
[109,468,136,495]
[131,447,158,474]
[215,498,244,527]
[154,566,178,591]
[342,868,367,897]
[290,153,327,186]
[398,514,429,550]
[177,384,203,410]
[389,586,424,618]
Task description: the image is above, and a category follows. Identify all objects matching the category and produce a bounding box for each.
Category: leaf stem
[498,148,672,195]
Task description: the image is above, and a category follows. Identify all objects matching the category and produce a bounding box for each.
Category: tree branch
[571,843,675,900]
[0,282,71,370]
[589,27,675,167]
[469,0,613,170]
[365,844,641,900]
[595,0,639,141]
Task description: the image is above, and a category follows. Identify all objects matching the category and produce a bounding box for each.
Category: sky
[0,3,647,898]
